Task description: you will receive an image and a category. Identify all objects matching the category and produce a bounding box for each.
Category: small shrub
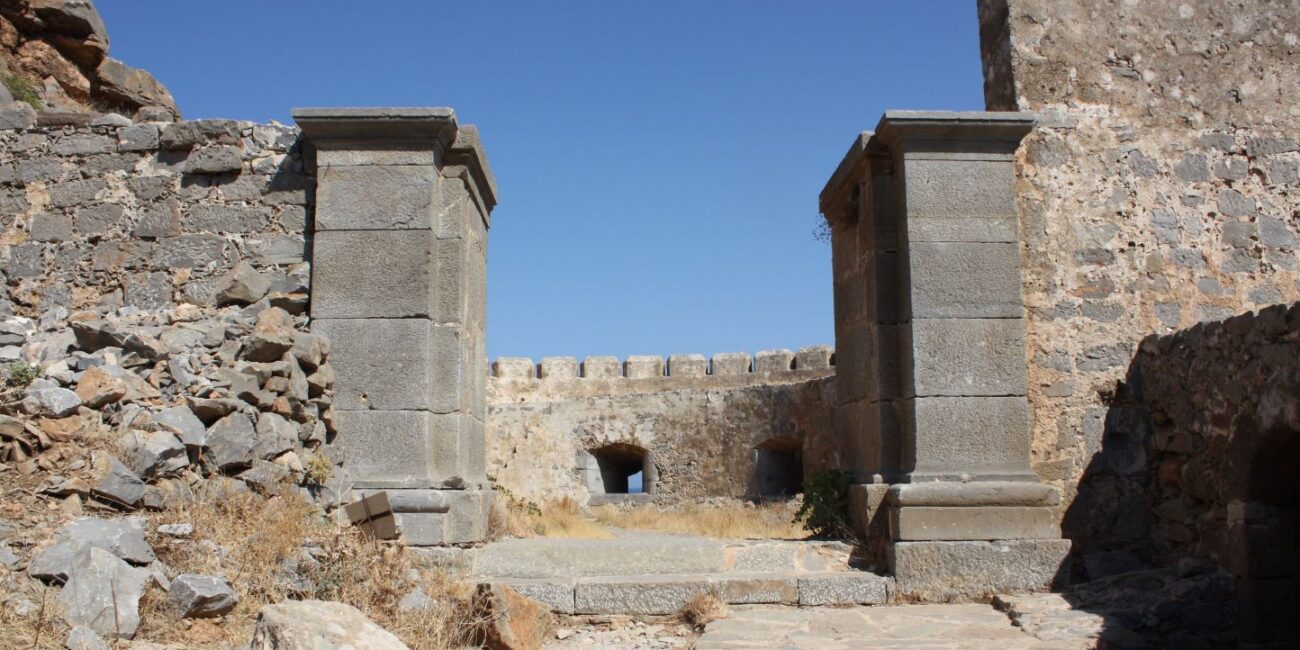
[5,361,38,388]
[2,73,41,110]
[793,469,854,538]
[303,452,333,485]
[678,590,728,630]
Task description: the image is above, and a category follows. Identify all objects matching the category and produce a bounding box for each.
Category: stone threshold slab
[482,571,892,615]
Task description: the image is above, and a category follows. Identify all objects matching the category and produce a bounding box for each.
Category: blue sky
[100,1,984,360]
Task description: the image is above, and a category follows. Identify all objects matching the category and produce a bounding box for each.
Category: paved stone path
[542,600,1104,649]
[694,603,1091,649]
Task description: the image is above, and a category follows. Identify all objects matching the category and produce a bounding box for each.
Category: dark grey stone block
[311,230,433,319]
[909,242,1022,318]
[909,396,1031,479]
[911,318,1028,397]
[311,318,442,411]
[334,410,435,488]
[315,165,437,230]
[183,205,270,233]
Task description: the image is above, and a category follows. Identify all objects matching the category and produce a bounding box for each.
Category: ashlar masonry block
[908,241,1023,319]
[311,230,434,319]
[311,318,439,411]
[316,164,440,231]
[911,318,1028,397]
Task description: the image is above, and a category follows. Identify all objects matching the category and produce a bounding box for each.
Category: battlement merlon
[490,346,835,380]
[292,107,498,220]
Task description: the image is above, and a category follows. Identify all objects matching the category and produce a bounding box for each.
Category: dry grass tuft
[0,578,63,650]
[490,493,613,540]
[678,590,728,630]
[591,500,809,539]
[140,486,485,649]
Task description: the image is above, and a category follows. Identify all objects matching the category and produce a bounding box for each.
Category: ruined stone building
[0,0,1297,645]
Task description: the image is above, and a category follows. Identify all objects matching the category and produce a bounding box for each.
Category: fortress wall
[485,347,839,502]
[0,115,311,316]
[978,0,1300,530]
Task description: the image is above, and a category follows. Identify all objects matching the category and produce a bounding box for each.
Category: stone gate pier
[294,108,497,545]
[821,111,1070,599]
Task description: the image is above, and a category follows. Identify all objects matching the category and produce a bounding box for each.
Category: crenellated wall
[485,346,840,502]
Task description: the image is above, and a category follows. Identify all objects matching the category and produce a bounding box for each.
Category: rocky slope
[0,0,178,120]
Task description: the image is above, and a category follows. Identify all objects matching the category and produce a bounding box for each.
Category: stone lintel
[874,111,1036,156]
[887,481,1060,507]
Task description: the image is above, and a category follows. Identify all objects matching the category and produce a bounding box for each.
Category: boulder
[119,430,187,479]
[216,262,270,306]
[153,405,206,448]
[91,455,145,507]
[93,57,178,117]
[168,574,237,618]
[238,459,289,495]
[58,547,149,638]
[65,625,109,650]
[73,366,126,408]
[476,583,551,650]
[249,600,409,650]
[22,386,81,417]
[28,517,156,582]
[254,412,296,460]
[27,0,109,68]
[206,412,256,470]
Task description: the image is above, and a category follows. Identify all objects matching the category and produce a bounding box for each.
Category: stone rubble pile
[0,261,353,647]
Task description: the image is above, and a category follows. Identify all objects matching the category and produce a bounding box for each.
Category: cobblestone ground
[544,598,1108,649]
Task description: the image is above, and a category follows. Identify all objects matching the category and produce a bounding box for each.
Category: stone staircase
[419,530,892,615]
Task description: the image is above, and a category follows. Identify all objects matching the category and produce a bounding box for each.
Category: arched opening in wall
[754,436,803,498]
[1235,427,1300,645]
[587,443,654,495]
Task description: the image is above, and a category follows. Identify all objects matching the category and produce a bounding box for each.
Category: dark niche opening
[755,436,803,498]
[590,443,652,495]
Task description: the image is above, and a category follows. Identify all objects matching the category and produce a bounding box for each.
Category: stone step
[480,571,892,615]
[468,531,857,579]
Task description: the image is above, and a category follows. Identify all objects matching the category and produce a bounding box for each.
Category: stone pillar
[294,108,497,545]
[822,111,1069,599]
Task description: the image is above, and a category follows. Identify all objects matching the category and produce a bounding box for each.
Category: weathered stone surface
[753,349,794,373]
[911,318,1028,396]
[476,583,551,650]
[574,575,711,615]
[315,164,437,230]
[72,367,125,408]
[333,410,436,487]
[890,539,1071,601]
[312,318,447,411]
[622,355,663,379]
[119,430,187,479]
[92,455,145,506]
[95,57,178,117]
[310,230,433,319]
[153,405,206,447]
[797,572,890,606]
[29,517,155,582]
[890,506,1059,541]
[206,412,256,470]
[184,146,242,174]
[58,547,150,638]
[168,574,237,618]
[65,625,109,650]
[216,261,270,306]
[22,385,82,416]
[909,242,1023,318]
[249,600,409,650]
